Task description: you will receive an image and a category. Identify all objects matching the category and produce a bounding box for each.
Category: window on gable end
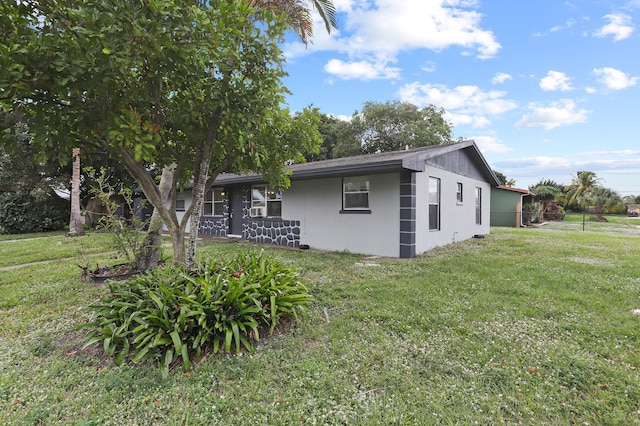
[429,177,440,231]
[456,182,463,203]
[475,187,482,225]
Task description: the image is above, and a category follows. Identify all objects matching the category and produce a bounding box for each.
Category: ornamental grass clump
[83,251,311,376]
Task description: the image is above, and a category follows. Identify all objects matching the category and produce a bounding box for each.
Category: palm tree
[566,171,600,231]
[67,147,85,237]
[247,0,337,45]
[566,171,600,209]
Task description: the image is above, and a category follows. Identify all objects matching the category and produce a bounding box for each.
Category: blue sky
[280,0,640,196]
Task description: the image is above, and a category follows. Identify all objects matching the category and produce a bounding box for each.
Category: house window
[343,176,370,210]
[176,199,185,212]
[251,185,282,217]
[456,182,463,203]
[429,177,440,231]
[203,188,225,216]
[475,187,482,225]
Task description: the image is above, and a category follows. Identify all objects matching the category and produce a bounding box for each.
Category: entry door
[229,189,244,236]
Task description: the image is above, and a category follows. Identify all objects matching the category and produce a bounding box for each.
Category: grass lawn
[0,225,639,425]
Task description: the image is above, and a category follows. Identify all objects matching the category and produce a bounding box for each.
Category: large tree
[1,0,320,266]
[302,112,352,161]
[138,0,337,268]
[352,101,454,154]
[566,171,600,210]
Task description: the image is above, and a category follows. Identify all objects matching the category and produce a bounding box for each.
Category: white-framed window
[251,185,282,217]
[343,176,370,210]
[175,199,185,212]
[203,188,225,216]
[475,187,482,225]
[429,177,440,231]
[456,182,463,203]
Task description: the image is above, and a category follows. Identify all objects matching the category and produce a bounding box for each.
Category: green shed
[490,186,534,227]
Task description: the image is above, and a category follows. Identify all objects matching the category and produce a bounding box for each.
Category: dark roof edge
[213,140,500,186]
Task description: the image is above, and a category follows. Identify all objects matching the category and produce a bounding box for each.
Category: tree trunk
[185,142,214,268]
[67,147,85,237]
[171,226,187,265]
[136,164,175,270]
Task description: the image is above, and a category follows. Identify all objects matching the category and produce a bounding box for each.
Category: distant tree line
[527,171,633,222]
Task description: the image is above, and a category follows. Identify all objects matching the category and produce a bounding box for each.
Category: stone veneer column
[399,171,416,258]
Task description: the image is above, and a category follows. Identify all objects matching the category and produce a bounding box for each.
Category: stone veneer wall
[198,198,229,237]
[245,218,301,247]
[199,187,301,247]
[240,187,301,247]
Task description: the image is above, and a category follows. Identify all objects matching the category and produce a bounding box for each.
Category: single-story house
[173,140,500,258]
[490,186,535,227]
[627,204,640,216]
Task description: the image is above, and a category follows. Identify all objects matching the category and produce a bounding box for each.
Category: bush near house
[83,251,311,377]
[0,192,69,234]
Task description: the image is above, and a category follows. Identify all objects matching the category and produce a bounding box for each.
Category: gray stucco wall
[415,168,491,254]
[283,173,401,257]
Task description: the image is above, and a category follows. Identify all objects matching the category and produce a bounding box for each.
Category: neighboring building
[490,186,535,227]
[174,140,500,258]
[628,203,640,217]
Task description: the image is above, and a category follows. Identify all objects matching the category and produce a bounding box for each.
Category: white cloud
[593,13,634,41]
[285,0,501,72]
[398,83,517,130]
[534,19,576,36]
[550,19,576,33]
[593,67,639,90]
[343,0,500,59]
[496,155,640,175]
[446,112,492,128]
[468,135,513,154]
[585,86,598,94]
[422,62,437,72]
[324,58,401,80]
[515,99,589,130]
[398,83,517,118]
[491,150,640,193]
[576,149,640,157]
[539,71,574,91]
[492,72,512,85]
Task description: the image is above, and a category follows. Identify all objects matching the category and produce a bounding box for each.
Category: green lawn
[1,226,639,425]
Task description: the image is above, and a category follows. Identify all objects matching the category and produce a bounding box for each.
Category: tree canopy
[1,0,320,264]
[353,101,454,154]
[301,101,456,162]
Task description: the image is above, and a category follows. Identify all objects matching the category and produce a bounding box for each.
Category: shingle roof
[215,140,500,185]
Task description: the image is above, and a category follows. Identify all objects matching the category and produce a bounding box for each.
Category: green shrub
[83,251,311,376]
[0,192,69,234]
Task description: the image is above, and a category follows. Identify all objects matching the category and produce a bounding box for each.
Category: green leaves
[82,251,311,376]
